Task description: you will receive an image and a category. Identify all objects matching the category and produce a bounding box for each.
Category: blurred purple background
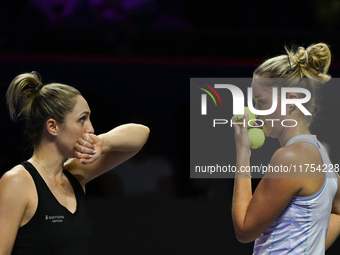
[1,0,340,57]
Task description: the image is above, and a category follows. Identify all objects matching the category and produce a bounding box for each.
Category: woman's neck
[278,125,310,147]
[30,141,66,176]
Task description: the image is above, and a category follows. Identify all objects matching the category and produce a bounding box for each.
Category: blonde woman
[0,72,149,254]
[232,43,340,254]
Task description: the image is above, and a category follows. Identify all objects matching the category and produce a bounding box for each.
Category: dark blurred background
[1,0,340,254]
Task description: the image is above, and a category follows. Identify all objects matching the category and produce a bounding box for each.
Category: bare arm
[326,214,340,250]
[64,123,150,186]
[232,149,302,243]
[232,114,303,243]
[0,167,31,255]
[231,114,253,242]
[325,172,340,250]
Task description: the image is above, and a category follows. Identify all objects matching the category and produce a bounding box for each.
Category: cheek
[62,125,84,142]
[62,133,78,148]
[71,127,85,141]
[269,110,280,120]
[262,113,283,133]
[266,101,282,119]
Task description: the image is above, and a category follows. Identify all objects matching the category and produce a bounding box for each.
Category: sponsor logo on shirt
[45,215,64,223]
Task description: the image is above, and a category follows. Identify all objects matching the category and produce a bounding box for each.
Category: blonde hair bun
[286,43,331,83]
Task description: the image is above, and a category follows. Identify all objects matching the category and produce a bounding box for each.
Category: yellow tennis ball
[248,128,265,149]
[235,107,256,127]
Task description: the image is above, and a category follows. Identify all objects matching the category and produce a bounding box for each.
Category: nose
[254,102,262,119]
[86,120,95,134]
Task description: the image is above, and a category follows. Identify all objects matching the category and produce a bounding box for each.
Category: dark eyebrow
[77,111,91,118]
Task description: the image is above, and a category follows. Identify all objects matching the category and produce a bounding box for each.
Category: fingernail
[93,150,96,154]
[89,155,93,158]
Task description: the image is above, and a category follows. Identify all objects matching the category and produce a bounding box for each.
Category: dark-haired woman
[0,72,149,254]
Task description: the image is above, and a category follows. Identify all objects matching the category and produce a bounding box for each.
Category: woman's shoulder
[269,140,324,179]
[0,164,34,210]
[0,164,33,189]
[273,141,321,164]
[271,145,301,165]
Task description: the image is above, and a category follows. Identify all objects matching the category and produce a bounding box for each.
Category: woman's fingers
[74,142,95,155]
[75,150,94,159]
[77,134,95,149]
[74,133,96,161]
[78,151,100,164]
[232,115,241,134]
[76,133,103,164]
[233,112,249,133]
[233,112,251,150]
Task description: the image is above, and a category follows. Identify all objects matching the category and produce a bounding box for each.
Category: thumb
[88,133,100,142]
[83,133,94,144]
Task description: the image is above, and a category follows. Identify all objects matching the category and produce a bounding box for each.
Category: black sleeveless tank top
[11,161,92,255]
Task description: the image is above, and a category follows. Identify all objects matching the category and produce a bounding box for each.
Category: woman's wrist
[236,157,250,165]
[235,170,252,178]
[97,134,109,154]
[236,158,251,178]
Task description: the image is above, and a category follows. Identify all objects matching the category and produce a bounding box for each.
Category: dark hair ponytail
[6,72,81,146]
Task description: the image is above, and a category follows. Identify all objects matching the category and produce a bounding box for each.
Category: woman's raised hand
[74,133,103,164]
